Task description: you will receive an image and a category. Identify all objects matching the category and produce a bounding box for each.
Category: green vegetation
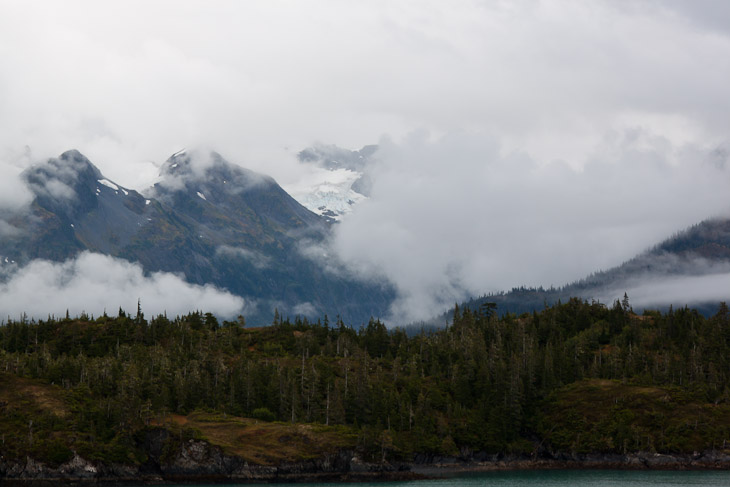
[540,379,730,454]
[1,298,730,466]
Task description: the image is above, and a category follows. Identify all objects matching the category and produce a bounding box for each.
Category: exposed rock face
[0,429,407,484]
[3,436,730,484]
[0,455,139,482]
[57,454,98,478]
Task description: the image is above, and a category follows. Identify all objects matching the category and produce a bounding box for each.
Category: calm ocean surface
[165,470,730,487]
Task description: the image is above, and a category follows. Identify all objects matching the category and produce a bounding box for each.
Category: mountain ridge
[0,149,394,324]
[423,216,730,329]
[3,148,729,327]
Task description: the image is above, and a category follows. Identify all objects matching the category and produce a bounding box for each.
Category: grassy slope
[153,412,357,465]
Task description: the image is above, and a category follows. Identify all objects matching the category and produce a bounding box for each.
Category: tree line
[1,297,729,463]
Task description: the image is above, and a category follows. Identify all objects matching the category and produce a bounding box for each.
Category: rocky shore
[0,429,420,485]
[3,432,730,485]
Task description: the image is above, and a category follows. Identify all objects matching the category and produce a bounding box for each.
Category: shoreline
[411,450,730,476]
[3,450,730,485]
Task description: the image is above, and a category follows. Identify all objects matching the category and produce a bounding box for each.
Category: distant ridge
[422,217,730,329]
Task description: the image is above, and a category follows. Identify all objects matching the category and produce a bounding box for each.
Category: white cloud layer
[333,131,730,322]
[602,273,730,311]
[0,252,245,320]
[216,245,271,270]
[1,1,729,186]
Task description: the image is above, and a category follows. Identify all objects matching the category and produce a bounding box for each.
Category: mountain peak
[297,143,377,172]
[20,150,139,226]
[54,149,103,179]
[155,149,276,199]
[24,150,105,201]
[59,148,89,162]
[160,148,194,178]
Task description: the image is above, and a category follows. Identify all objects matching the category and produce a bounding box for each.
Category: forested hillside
[1,298,730,468]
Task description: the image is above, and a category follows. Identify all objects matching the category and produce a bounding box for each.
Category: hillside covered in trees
[2,298,730,478]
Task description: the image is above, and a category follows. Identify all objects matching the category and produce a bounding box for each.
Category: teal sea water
[168,470,730,487]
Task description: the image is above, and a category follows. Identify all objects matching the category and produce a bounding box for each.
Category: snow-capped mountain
[0,149,395,324]
[285,144,376,221]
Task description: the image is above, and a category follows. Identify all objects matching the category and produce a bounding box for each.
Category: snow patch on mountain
[284,166,366,221]
[285,143,377,221]
[97,179,119,191]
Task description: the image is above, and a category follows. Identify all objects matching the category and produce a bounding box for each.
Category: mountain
[0,149,394,324]
[7,149,156,261]
[284,144,376,221]
[424,217,730,328]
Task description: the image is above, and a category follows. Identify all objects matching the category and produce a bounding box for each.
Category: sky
[1,0,730,321]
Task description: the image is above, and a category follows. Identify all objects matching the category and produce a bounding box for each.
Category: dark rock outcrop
[3,432,730,485]
[0,429,415,484]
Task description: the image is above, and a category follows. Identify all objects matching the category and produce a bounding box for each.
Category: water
[163,470,730,487]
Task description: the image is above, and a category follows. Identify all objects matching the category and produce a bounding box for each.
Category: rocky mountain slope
[0,149,393,324]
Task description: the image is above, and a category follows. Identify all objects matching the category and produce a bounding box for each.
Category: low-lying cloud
[0,252,246,320]
[151,149,274,199]
[0,152,35,237]
[583,252,730,309]
[216,245,271,270]
[601,273,730,311]
[333,131,730,323]
[292,302,318,318]
[0,167,33,211]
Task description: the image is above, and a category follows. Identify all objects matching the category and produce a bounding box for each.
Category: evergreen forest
[2,297,730,467]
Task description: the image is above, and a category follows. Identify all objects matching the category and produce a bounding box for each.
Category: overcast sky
[1,1,730,321]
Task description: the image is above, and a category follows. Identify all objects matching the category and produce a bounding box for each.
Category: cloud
[653,0,730,36]
[582,252,730,307]
[0,221,22,238]
[601,273,730,311]
[21,150,100,206]
[0,167,32,211]
[0,252,246,320]
[216,245,271,270]
[0,150,34,237]
[149,149,211,194]
[150,149,274,200]
[333,131,730,323]
[0,147,34,220]
[1,1,729,189]
[292,302,318,318]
